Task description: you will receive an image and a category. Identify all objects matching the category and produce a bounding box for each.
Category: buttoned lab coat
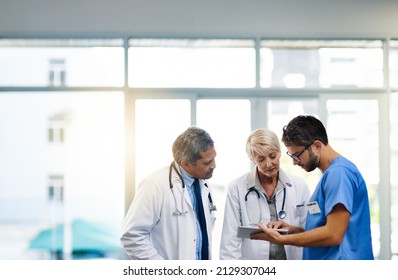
[120,165,216,260]
[220,168,310,260]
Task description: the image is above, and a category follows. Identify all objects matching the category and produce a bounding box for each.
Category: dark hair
[281,115,328,147]
[172,126,214,165]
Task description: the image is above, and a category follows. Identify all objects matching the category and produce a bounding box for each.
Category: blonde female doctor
[220,128,310,260]
[120,127,217,260]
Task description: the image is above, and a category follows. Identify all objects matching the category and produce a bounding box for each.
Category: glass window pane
[135,99,191,186]
[0,92,125,259]
[260,40,383,88]
[129,39,256,88]
[390,40,398,87]
[0,39,124,87]
[197,99,251,185]
[197,99,251,259]
[391,93,398,259]
[326,99,380,258]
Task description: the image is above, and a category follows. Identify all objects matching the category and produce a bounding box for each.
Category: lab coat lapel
[171,168,194,209]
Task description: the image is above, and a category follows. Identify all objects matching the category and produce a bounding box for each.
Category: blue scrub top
[303,156,374,260]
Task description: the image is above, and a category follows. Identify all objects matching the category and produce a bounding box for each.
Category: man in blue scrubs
[252,115,374,260]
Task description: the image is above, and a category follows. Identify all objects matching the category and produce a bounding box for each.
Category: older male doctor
[120,127,217,260]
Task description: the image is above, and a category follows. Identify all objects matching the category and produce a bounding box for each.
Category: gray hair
[172,126,214,165]
[246,128,280,160]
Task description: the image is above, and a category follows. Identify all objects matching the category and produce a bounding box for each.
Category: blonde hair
[246,128,280,160]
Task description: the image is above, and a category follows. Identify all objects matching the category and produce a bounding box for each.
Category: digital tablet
[237,226,289,238]
[237,226,262,238]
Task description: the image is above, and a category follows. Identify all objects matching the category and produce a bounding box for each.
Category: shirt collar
[247,166,292,192]
[178,164,195,187]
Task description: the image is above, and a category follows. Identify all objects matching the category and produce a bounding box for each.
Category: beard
[302,149,319,172]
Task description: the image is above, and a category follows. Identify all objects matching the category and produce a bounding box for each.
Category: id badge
[307,201,321,215]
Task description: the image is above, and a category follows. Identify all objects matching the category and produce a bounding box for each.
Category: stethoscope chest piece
[278,209,286,219]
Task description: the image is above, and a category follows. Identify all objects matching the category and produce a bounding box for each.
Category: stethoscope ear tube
[169,162,217,215]
[278,187,287,219]
[169,162,188,215]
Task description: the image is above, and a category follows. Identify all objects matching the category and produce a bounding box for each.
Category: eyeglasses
[286,142,313,162]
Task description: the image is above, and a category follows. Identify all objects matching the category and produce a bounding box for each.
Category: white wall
[0,0,397,38]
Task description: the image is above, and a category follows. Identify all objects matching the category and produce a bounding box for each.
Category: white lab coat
[220,168,310,260]
[120,165,216,260]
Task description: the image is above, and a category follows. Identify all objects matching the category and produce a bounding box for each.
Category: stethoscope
[168,162,217,216]
[244,180,287,224]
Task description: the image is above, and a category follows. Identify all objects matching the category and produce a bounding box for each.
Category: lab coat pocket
[295,204,306,219]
